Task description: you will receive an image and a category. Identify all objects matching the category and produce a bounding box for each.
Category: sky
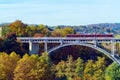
[0,0,120,26]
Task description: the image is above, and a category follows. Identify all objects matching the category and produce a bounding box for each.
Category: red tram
[66,34,113,37]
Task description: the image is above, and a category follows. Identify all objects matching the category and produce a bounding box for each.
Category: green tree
[105,62,120,80]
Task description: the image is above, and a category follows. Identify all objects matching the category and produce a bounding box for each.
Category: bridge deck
[17,37,120,43]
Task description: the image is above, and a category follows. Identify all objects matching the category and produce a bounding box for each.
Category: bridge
[17,37,120,64]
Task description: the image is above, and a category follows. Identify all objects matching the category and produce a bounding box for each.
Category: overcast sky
[0,0,120,25]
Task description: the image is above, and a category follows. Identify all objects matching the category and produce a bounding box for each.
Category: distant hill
[54,23,120,35]
[87,23,120,30]
[1,23,120,35]
[85,23,120,34]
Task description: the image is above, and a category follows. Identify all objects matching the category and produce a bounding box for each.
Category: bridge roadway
[17,37,120,64]
[18,37,120,43]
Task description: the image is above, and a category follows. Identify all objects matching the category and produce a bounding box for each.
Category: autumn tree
[9,20,27,36]
[55,56,84,80]
[62,27,75,37]
[34,33,44,37]
[84,60,94,80]
[0,52,20,80]
[51,28,63,37]
[55,60,66,79]
[1,33,25,56]
[93,57,106,80]
[37,24,50,36]
[14,54,38,80]
[74,58,84,80]
[14,52,53,80]
[25,25,37,37]
[25,24,50,37]
[1,24,10,37]
[51,27,75,37]
[34,52,53,80]
[65,56,75,80]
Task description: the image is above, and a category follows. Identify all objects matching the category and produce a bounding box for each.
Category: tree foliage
[14,54,38,80]
[14,52,53,80]
[0,52,20,80]
[84,60,94,80]
[25,24,50,37]
[0,33,25,56]
[105,62,120,80]
[51,27,75,37]
[9,20,27,37]
[93,57,106,80]
[0,52,118,80]
[55,56,84,80]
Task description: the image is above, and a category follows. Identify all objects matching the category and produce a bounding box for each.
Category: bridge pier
[29,41,39,54]
[111,40,115,56]
[94,39,97,47]
[60,39,63,45]
[44,41,48,52]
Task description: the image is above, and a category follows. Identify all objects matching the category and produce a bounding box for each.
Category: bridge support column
[94,39,97,47]
[60,39,63,45]
[116,43,119,55]
[29,41,39,54]
[111,40,115,56]
[44,41,47,52]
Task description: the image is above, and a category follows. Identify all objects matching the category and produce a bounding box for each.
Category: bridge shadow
[49,45,113,65]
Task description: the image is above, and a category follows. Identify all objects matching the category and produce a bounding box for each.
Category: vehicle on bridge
[66,34,113,37]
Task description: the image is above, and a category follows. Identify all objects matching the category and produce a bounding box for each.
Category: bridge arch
[48,43,119,64]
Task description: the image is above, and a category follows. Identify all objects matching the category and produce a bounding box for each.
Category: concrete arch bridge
[18,37,120,64]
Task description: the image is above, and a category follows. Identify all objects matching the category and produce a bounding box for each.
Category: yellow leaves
[0,51,109,80]
[51,29,63,37]
[13,52,53,80]
[9,20,27,36]
[62,27,75,37]
[0,52,20,80]
[83,57,106,80]
[51,27,75,37]
[14,54,37,80]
